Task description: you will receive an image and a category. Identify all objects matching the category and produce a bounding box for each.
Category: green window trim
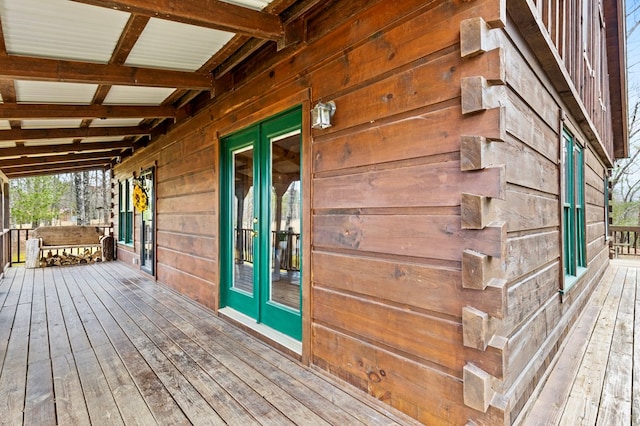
[118,178,134,245]
[562,130,586,293]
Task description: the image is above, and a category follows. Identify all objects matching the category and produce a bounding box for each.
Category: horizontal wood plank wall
[486,13,611,423]
[114,126,218,310]
[307,0,507,424]
[109,0,614,424]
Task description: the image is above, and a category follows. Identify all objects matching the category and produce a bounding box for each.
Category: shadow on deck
[518,257,640,425]
[0,262,418,425]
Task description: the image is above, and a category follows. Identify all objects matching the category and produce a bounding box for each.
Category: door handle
[252,217,258,237]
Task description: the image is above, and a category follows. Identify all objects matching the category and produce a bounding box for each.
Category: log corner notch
[459,14,509,416]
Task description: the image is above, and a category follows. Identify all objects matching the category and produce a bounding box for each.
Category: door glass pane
[141,171,154,272]
[269,131,301,310]
[233,147,254,296]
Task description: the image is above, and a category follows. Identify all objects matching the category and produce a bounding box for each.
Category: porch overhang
[0,0,324,178]
[605,0,629,159]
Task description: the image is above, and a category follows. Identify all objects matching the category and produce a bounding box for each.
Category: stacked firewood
[40,249,103,267]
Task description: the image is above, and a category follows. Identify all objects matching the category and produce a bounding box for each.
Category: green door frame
[220,106,302,340]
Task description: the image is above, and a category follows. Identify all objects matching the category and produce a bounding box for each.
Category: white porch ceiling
[0,0,129,63]
[125,18,234,72]
[0,0,319,178]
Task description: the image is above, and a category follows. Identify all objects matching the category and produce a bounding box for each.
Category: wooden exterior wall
[112,0,621,424]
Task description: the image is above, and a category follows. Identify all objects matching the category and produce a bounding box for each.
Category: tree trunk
[74,172,84,225]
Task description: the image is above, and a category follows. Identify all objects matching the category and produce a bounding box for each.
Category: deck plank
[596,267,635,425]
[97,264,338,425]
[73,267,226,425]
[100,261,414,426]
[559,267,625,425]
[2,266,24,308]
[0,266,17,307]
[55,267,125,425]
[60,268,158,426]
[70,268,190,425]
[519,263,617,426]
[634,264,640,426]
[0,261,423,426]
[0,268,20,373]
[520,259,640,425]
[44,266,91,425]
[83,265,286,425]
[0,302,31,424]
[24,268,55,424]
[24,359,56,425]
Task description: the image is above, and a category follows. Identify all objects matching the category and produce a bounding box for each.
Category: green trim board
[562,129,586,292]
[118,178,133,245]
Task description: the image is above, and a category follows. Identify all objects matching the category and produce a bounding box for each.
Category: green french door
[221,107,302,340]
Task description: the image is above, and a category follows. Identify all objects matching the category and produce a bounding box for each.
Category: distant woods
[10,170,111,228]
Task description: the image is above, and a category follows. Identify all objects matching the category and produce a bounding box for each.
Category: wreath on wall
[132,180,148,212]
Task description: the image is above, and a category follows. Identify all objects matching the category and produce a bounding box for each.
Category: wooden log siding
[484,7,611,423]
[108,0,619,424]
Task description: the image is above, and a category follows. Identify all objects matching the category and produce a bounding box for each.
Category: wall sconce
[311,101,336,129]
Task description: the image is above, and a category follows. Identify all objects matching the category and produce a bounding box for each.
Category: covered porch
[519,257,640,425]
[0,261,417,425]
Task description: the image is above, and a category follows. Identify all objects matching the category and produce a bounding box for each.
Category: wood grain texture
[313,287,503,377]
[101,0,615,423]
[313,251,505,318]
[313,214,505,261]
[314,106,504,173]
[312,324,505,425]
[314,162,504,209]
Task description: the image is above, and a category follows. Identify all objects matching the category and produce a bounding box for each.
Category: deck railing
[609,226,640,257]
[0,229,10,272]
[235,228,301,271]
[10,225,112,265]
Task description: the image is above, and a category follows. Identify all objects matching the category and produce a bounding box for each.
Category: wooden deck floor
[0,262,418,425]
[518,257,640,425]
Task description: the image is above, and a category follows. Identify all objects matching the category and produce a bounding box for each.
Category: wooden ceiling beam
[0,126,150,142]
[71,0,284,40]
[0,55,212,90]
[0,141,134,157]
[111,15,151,65]
[0,150,123,168]
[4,160,112,178]
[0,104,175,120]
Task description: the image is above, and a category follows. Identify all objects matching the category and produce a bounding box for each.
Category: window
[563,130,586,283]
[118,179,133,244]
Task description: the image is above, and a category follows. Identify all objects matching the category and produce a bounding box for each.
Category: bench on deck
[25,225,113,268]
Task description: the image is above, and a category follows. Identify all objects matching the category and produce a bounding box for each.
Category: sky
[627,0,640,139]
[628,0,640,106]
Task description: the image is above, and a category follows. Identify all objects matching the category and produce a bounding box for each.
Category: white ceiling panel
[15,81,97,104]
[126,18,234,72]
[0,121,10,130]
[80,136,125,143]
[103,86,175,105]
[0,141,15,148]
[24,138,74,147]
[90,118,143,128]
[222,0,272,11]
[0,0,130,63]
[21,119,83,129]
